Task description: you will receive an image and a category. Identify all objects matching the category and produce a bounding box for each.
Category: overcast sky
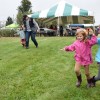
[0,0,100,25]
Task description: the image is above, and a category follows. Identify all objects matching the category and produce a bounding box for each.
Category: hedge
[0,29,17,37]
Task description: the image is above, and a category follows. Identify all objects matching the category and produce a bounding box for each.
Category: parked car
[69,24,84,28]
[68,24,84,36]
[39,28,57,36]
[66,28,77,36]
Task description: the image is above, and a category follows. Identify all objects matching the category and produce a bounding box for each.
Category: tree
[16,12,23,26]
[6,17,13,26]
[16,0,32,25]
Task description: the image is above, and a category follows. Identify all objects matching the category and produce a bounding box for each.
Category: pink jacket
[65,35,97,66]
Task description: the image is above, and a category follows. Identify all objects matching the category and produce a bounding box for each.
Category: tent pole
[57,16,60,36]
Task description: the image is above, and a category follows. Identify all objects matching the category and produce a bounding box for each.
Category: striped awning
[30,0,93,18]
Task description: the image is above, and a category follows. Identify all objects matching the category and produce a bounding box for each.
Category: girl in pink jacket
[61,28,97,88]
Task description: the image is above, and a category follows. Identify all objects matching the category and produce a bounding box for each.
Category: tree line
[6,0,32,26]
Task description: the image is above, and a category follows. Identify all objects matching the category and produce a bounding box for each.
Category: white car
[40,28,57,36]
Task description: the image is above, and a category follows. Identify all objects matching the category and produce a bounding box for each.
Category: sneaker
[91,76,96,87]
[36,45,38,48]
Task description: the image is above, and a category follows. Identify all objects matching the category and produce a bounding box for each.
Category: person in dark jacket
[59,25,63,36]
[23,15,39,49]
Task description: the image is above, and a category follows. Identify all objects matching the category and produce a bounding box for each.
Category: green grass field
[0,37,100,100]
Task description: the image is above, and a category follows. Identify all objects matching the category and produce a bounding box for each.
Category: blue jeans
[25,31,38,47]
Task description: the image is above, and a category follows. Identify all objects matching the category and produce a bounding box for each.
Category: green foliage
[16,0,32,25]
[0,29,16,37]
[16,12,23,25]
[19,0,32,13]
[6,17,13,26]
[0,37,100,100]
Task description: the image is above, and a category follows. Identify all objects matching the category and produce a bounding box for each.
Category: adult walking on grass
[23,15,39,49]
[61,28,97,88]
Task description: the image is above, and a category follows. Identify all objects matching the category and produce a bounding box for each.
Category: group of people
[61,28,100,88]
[17,15,40,49]
[17,15,100,88]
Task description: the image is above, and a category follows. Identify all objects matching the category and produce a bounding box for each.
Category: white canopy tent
[29,0,95,33]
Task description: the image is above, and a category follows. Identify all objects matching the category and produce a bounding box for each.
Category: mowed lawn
[0,37,100,100]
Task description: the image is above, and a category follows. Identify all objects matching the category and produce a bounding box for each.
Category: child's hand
[88,28,94,35]
[60,48,66,51]
[89,31,94,35]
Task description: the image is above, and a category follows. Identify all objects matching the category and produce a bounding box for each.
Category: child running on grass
[91,35,100,86]
[61,28,97,88]
[17,25,26,47]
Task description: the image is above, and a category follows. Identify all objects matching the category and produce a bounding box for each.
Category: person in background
[61,28,97,88]
[50,25,53,29]
[23,15,39,49]
[59,25,63,36]
[53,25,57,30]
[97,25,100,35]
[17,25,26,47]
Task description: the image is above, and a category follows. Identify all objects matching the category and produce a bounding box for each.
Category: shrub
[0,29,17,37]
